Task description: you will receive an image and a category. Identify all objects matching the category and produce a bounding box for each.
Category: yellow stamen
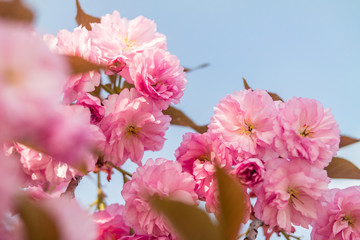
[126,124,139,137]
[198,155,210,164]
[238,120,255,136]
[123,33,135,49]
[342,216,355,226]
[287,187,304,206]
[299,124,313,137]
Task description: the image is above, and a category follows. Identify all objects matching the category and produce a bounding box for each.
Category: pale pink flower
[100,89,170,166]
[311,187,360,240]
[121,158,198,237]
[253,158,329,232]
[232,157,265,188]
[208,89,277,159]
[0,21,68,143]
[45,26,100,103]
[93,204,130,240]
[175,132,233,199]
[274,97,340,168]
[8,143,78,187]
[91,11,167,68]
[36,105,105,169]
[76,92,105,124]
[122,49,186,110]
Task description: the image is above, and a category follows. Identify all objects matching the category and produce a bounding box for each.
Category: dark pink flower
[121,158,198,237]
[76,93,105,124]
[232,157,265,188]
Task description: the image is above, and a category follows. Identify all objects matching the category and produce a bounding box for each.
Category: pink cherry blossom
[121,158,198,237]
[45,26,100,103]
[93,204,130,240]
[208,89,277,159]
[311,186,360,240]
[90,11,167,67]
[175,132,233,199]
[254,158,329,232]
[8,143,78,187]
[122,49,187,110]
[0,20,68,143]
[232,157,265,188]
[76,92,105,124]
[100,88,170,166]
[274,97,340,168]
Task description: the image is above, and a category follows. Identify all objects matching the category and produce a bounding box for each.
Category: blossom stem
[96,171,106,210]
[100,83,114,94]
[244,218,264,240]
[106,161,133,177]
[280,230,301,240]
[60,175,82,199]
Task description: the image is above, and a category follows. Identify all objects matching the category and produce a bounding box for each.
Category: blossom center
[287,187,303,206]
[126,124,140,137]
[123,33,135,49]
[4,68,22,86]
[198,155,210,164]
[238,120,255,135]
[299,124,313,137]
[342,215,355,226]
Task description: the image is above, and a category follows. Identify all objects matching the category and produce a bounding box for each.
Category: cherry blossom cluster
[0,6,359,240]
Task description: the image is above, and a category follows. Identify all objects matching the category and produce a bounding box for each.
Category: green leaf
[66,55,102,75]
[0,0,34,23]
[340,135,360,148]
[75,0,100,30]
[325,157,360,179]
[151,197,221,240]
[216,166,247,240]
[163,106,208,133]
[17,196,60,240]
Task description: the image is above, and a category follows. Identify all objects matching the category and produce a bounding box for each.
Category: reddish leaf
[163,106,208,133]
[0,0,34,23]
[340,135,360,148]
[242,78,251,90]
[151,197,221,240]
[184,63,209,73]
[325,157,360,179]
[242,78,284,102]
[216,166,248,240]
[17,196,60,240]
[66,55,102,75]
[75,0,100,30]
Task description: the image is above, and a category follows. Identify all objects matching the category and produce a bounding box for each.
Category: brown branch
[245,218,264,240]
[60,175,82,199]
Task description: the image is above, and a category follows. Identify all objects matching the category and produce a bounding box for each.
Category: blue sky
[25,0,360,238]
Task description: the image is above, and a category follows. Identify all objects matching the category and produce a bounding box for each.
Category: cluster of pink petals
[208,89,278,159]
[232,157,265,188]
[274,97,340,168]
[92,204,130,240]
[122,49,187,110]
[122,158,198,238]
[175,132,233,199]
[6,143,78,187]
[76,92,105,124]
[311,186,360,240]
[44,26,100,103]
[100,88,170,166]
[254,158,329,232]
[90,11,167,68]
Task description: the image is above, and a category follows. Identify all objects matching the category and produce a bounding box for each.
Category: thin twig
[106,161,132,177]
[60,175,82,199]
[244,218,264,240]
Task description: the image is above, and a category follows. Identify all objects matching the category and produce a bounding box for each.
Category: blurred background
[24,0,360,238]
